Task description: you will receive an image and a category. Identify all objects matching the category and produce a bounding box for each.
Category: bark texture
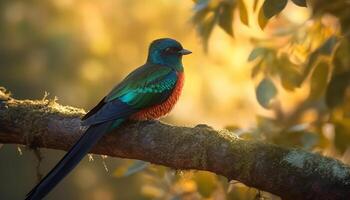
[0,91,349,200]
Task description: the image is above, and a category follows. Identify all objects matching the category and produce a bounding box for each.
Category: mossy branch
[0,93,349,200]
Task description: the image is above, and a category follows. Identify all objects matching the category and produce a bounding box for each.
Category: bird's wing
[81,64,178,126]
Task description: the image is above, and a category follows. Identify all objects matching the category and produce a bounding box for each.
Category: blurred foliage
[192,0,350,156]
[193,0,350,198]
[1,0,350,200]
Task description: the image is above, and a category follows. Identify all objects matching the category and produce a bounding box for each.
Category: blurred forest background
[0,0,350,199]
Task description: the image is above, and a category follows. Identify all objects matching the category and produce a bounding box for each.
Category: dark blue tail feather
[25,119,123,200]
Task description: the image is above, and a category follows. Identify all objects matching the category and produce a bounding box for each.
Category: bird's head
[147,38,191,69]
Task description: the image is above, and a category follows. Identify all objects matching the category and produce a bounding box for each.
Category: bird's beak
[178,49,192,55]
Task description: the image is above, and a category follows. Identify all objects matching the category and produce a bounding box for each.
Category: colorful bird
[25,38,191,200]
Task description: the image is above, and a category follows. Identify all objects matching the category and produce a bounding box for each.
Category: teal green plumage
[107,65,177,104]
[25,38,191,200]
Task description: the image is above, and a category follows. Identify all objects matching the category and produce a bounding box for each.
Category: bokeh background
[0,0,349,199]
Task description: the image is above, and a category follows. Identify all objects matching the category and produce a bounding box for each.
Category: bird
[25,38,191,200]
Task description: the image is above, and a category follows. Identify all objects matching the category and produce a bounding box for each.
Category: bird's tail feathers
[25,119,124,200]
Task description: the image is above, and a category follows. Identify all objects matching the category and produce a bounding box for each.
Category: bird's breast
[131,72,184,120]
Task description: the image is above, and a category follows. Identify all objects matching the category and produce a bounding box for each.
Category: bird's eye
[164,47,172,53]
[164,47,180,54]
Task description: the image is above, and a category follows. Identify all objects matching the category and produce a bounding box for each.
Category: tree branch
[0,92,349,200]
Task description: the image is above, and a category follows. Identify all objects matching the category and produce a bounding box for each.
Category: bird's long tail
[25,119,124,200]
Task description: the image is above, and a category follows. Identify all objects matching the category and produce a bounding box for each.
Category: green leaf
[309,60,329,99]
[196,12,218,51]
[192,2,210,24]
[256,78,278,109]
[291,0,307,7]
[192,0,212,50]
[262,0,288,19]
[193,0,209,12]
[218,3,234,36]
[248,47,267,61]
[319,36,338,55]
[238,0,249,26]
[258,6,268,29]
[325,71,350,108]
